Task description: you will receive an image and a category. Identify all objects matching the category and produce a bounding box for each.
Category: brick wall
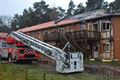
[112,16,120,59]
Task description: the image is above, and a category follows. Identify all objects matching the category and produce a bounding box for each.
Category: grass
[0,61,117,80]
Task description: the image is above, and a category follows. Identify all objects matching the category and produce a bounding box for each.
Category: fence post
[11,66,14,80]
[4,64,6,71]
[25,68,28,80]
[43,73,46,80]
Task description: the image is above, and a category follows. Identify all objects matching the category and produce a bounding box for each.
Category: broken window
[102,23,106,30]
[107,23,110,30]
[102,21,110,31]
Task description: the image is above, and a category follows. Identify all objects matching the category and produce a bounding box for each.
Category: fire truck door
[2,48,8,58]
[1,42,8,58]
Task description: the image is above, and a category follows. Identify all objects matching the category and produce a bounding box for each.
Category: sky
[0,0,115,16]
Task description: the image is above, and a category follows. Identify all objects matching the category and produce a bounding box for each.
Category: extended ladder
[10,31,84,73]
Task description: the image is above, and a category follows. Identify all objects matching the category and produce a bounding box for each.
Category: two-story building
[18,9,120,60]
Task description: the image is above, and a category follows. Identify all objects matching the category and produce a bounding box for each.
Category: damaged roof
[18,19,80,32]
[69,9,120,21]
[18,9,120,32]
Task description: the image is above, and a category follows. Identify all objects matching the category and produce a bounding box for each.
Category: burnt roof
[69,9,120,21]
[18,19,80,32]
[18,9,120,32]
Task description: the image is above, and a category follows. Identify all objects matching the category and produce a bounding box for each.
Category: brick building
[18,9,120,60]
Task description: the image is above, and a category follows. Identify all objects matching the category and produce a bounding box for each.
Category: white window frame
[93,22,99,31]
[103,43,110,53]
[102,21,111,31]
[80,24,85,30]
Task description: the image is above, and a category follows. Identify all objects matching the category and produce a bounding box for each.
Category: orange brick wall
[25,23,80,41]
[112,16,120,59]
[60,23,80,32]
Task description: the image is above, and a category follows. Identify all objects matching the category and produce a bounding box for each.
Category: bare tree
[0,16,12,28]
[0,16,12,33]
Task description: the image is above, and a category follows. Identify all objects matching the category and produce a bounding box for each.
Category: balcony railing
[44,30,100,41]
[68,30,100,39]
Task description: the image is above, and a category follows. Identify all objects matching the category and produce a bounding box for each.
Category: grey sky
[0,0,115,16]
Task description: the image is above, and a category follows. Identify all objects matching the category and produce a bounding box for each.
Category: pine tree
[109,0,120,11]
[11,0,61,30]
[58,7,65,18]
[0,17,11,32]
[74,3,85,15]
[86,0,104,11]
[66,0,75,16]
[102,1,109,9]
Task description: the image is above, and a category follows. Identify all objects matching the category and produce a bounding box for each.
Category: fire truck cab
[0,35,40,62]
[0,40,15,61]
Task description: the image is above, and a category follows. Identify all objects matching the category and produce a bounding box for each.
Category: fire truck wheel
[8,54,12,62]
[26,60,32,63]
[14,56,17,63]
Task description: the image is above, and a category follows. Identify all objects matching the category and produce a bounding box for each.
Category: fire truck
[9,31,84,73]
[0,35,41,62]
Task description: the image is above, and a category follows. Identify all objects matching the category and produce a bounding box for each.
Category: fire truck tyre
[8,54,12,62]
[26,60,32,63]
[14,56,17,63]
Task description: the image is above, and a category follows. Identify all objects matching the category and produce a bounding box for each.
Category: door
[93,44,99,58]
[1,42,8,58]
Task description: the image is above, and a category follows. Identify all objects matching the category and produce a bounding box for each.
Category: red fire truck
[0,35,41,62]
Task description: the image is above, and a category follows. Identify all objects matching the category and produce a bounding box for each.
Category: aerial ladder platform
[10,31,84,73]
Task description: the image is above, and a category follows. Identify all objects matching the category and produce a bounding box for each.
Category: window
[62,28,65,33]
[102,23,106,30]
[59,28,65,33]
[107,23,110,30]
[102,21,110,31]
[80,25,85,30]
[71,54,72,58]
[2,42,7,47]
[93,23,98,31]
[95,46,98,51]
[43,31,48,35]
[74,61,77,69]
[103,43,110,52]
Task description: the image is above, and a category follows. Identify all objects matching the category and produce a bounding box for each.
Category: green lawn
[0,62,116,80]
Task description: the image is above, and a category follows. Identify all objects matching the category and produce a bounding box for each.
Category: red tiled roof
[18,19,80,32]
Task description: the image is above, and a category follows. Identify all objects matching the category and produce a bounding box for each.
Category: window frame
[93,22,99,31]
[80,24,85,30]
[2,42,7,47]
[102,21,111,31]
[103,43,110,53]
